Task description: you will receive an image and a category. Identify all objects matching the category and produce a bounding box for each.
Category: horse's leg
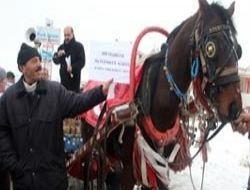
[104,129,123,190]
[81,121,138,189]
[157,180,169,190]
[105,169,122,190]
[121,159,134,190]
[81,121,95,190]
[104,127,136,190]
[120,128,136,190]
[83,157,90,190]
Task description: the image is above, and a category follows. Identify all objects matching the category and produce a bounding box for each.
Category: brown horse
[70,0,242,189]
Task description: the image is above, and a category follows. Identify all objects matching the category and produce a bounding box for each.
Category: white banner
[89,41,132,84]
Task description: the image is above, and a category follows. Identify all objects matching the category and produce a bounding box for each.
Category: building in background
[239,67,250,107]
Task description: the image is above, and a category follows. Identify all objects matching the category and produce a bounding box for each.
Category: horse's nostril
[229,101,240,121]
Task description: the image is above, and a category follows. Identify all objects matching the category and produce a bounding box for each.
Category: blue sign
[36,26,61,45]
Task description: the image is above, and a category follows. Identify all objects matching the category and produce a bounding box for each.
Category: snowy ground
[169,124,250,190]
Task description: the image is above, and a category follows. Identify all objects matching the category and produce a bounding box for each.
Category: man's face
[7,77,15,84]
[19,56,42,84]
[64,28,74,44]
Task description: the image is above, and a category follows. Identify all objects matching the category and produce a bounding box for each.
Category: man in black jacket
[0,43,112,190]
[53,26,85,92]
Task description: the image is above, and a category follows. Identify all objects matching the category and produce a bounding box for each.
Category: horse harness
[133,20,242,189]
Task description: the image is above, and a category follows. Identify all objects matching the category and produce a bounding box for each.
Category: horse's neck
[150,64,185,131]
[151,18,196,132]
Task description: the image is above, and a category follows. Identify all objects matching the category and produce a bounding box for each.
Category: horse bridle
[164,22,242,114]
[195,23,242,101]
[183,23,242,158]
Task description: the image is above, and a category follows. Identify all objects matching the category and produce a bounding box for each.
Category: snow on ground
[169,124,250,190]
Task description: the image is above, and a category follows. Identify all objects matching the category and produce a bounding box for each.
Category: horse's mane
[167,20,188,44]
[136,50,164,115]
[136,16,191,115]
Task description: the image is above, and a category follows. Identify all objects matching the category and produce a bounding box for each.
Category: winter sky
[0,0,249,81]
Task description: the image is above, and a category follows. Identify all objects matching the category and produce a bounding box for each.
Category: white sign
[36,26,61,45]
[89,41,132,84]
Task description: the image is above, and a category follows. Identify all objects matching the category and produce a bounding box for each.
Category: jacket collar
[16,76,47,97]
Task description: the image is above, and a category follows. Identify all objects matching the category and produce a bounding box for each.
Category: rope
[189,166,197,190]
[84,102,108,190]
[191,57,200,79]
[186,121,227,190]
[165,68,187,102]
[200,161,206,190]
[164,45,187,103]
[189,159,206,190]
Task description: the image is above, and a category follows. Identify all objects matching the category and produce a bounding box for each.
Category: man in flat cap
[0,43,112,190]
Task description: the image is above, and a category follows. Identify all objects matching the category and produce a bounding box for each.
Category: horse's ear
[198,0,209,14]
[227,1,235,17]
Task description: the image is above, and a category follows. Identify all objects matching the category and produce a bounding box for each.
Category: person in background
[0,67,6,97]
[40,67,49,80]
[0,66,10,190]
[6,71,15,86]
[233,109,250,190]
[0,43,112,190]
[53,26,85,92]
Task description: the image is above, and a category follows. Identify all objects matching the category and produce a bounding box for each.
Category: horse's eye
[205,41,216,58]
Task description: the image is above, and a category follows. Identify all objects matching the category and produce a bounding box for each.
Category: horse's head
[196,0,242,122]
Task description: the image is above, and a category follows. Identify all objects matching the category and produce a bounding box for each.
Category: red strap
[142,116,180,147]
[193,77,213,114]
